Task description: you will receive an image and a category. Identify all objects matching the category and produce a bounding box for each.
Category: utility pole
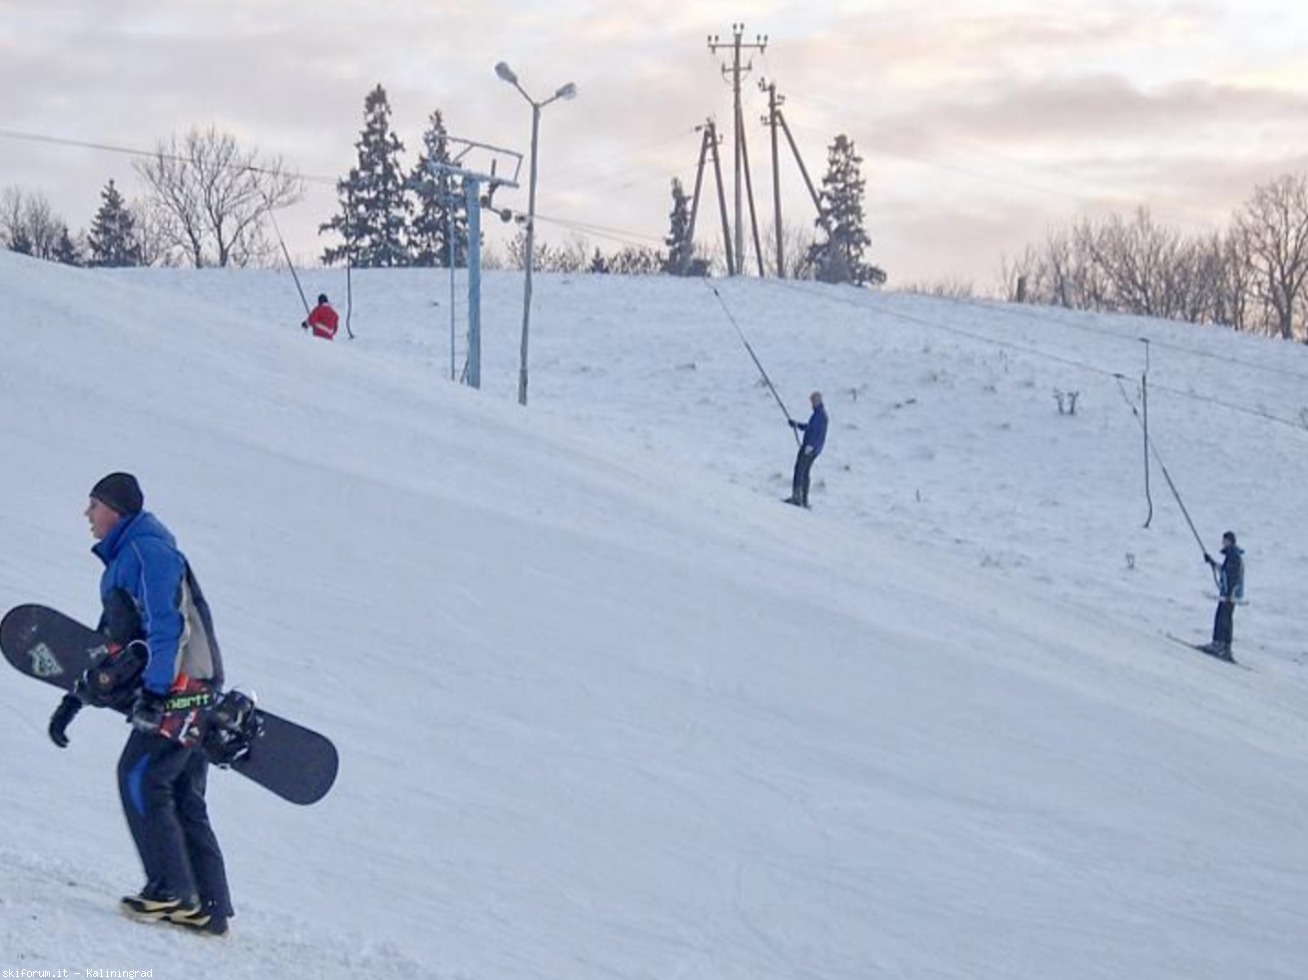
[759,78,831,274]
[689,120,735,275]
[738,118,766,278]
[708,23,767,276]
[761,79,785,278]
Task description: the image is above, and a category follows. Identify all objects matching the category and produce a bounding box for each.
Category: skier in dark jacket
[1203,530,1244,661]
[48,473,232,935]
[784,391,828,508]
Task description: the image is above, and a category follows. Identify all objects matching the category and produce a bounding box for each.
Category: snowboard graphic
[1,603,338,804]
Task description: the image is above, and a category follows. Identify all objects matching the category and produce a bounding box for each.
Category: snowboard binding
[75,640,146,709]
[202,688,264,768]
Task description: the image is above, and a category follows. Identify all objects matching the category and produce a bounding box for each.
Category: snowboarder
[1202,530,1244,661]
[48,472,233,936]
[302,293,339,340]
[784,391,828,508]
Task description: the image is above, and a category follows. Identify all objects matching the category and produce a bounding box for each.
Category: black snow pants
[1212,599,1236,648]
[117,728,233,917]
[791,447,818,506]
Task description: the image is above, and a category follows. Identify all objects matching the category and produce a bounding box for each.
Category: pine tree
[588,248,610,274]
[52,225,82,266]
[806,135,885,286]
[406,109,469,268]
[506,227,549,272]
[320,84,411,268]
[663,177,695,275]
[87,179,143,267]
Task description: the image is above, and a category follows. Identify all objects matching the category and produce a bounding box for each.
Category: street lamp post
[495,61,576,407]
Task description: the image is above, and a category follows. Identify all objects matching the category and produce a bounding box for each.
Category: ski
[1163,633,1250,669]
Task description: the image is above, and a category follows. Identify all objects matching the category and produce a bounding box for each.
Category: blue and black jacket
[795,404,828,455]
[92,511,223,696]
[1217,545,1244,601]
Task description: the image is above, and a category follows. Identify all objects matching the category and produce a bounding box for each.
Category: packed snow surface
[2,253,1307,979]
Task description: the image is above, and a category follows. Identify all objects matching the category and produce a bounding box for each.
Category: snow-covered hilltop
[2,251,1306,978]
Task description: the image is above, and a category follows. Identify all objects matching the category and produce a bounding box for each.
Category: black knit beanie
[90,472,144,516]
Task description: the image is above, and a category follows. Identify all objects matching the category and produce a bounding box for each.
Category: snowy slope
[1,251,1307,979]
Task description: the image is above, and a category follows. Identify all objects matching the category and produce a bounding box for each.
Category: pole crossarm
[425,136,523,190]
[707,23,768,276]
[419,134,525,391]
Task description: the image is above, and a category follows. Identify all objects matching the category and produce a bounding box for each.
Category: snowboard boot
[168,904,230,937]
[120,888,201,923]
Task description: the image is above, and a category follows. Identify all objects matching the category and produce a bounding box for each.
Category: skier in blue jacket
[1203,530,1244,661]
[784,391,828,508]
[48,472,232,935]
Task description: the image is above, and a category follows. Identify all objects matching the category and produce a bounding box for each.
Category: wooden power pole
[708,23,767,276]
[688,120,735,275]
[760,77,830,278]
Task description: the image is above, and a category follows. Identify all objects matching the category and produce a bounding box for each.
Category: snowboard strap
[201,689,263,767]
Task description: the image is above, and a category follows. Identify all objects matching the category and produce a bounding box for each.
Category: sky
[2,250,1308,975]
[6,1,1308,283]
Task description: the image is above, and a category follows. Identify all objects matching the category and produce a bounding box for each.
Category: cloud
[6,0,1308,285]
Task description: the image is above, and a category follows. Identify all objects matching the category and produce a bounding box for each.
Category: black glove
[788,420,800,430]
[1204,553,1216,566]
[130,689,166,734]
[301,320,309,331]
[48,694,82,748]
[75,639,147,709]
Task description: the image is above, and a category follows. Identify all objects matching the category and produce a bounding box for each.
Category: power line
[545,126,697,186]
[0,126,334,185]
[1,123,670,252]
[765,97,1237,239]
[764,279,1308,434]
[947,293,1308,385]
[7,112,1303,412]
[530,212,663,248]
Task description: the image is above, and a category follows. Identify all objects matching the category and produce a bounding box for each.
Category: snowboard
[1,603,338,805]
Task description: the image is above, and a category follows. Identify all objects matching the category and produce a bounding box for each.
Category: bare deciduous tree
[1002,171,1308,343]
[133,199,178,268]
[1210,228,1255,331]
[1233,173,1308,340]
[761,221,817,280]
[900,277,976,299]
[606,245,664,275]
[1,187,70,260]
[548,235,591,274]
[134,127,302,268]
[1085,208,1185,319]
[1007,212,1241,326]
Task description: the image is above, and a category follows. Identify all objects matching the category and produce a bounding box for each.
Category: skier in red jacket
[302,294,339,340]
